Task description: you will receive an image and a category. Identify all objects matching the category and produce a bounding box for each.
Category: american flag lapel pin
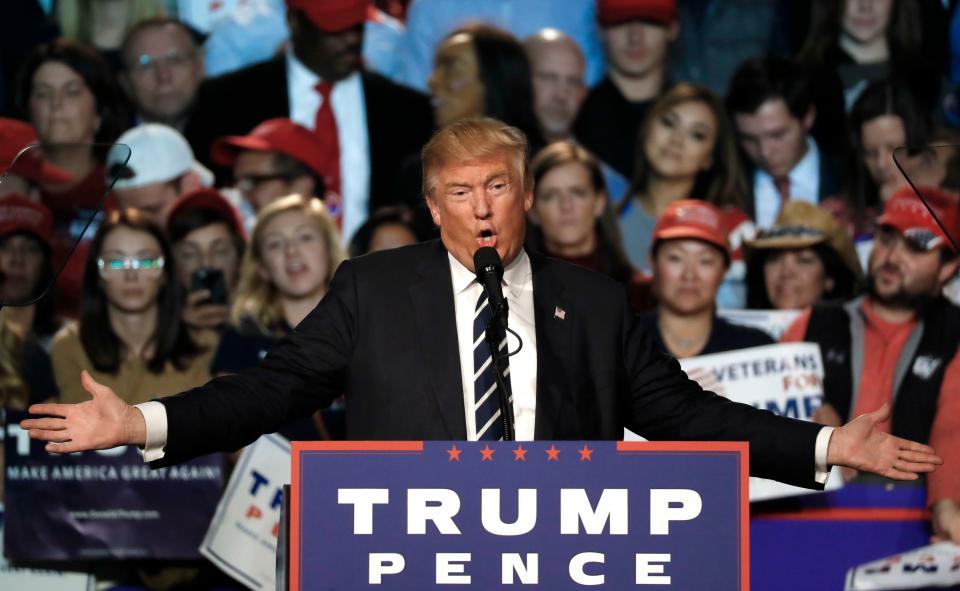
[554,306,566,320]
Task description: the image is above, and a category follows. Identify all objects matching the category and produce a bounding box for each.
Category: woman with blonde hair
[211,194,346,438]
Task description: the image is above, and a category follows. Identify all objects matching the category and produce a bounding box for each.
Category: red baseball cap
[211,118,336,183]
[597,0,677,27]
[651,199,730,259]
[285,0,368,33]
[878,186,959,252]
[0,195,54,247]
[0,118,72,186]
[166,188,247,241]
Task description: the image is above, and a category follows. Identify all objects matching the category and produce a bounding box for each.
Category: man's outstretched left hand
[827,403,942,480]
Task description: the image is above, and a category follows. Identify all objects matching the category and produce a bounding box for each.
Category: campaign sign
[201,433,291,589]
[845,541,960,590]
[4,411,224,561]
[289,441,749,590]
[628,343,843,502]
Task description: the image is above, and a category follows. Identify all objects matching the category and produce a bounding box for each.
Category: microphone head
[473,246,503,277]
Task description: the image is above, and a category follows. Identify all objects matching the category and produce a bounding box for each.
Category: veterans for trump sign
[627,343,843,501]
[288,441,749,590]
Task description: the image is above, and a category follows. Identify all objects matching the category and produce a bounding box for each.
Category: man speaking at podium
[22,118,941,489]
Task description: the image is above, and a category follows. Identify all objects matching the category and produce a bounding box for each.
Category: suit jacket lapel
[531,254,572,440]
[408,241,468,439]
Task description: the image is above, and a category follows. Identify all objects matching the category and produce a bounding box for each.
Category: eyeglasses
[234,173,295,194]
[128,48,195,77]
[97,255,165,278]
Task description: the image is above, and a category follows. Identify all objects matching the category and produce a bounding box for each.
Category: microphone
[473,246,515,440]
[473,247,508,326]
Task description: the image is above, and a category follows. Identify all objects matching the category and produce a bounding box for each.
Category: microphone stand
[485,304,515,441]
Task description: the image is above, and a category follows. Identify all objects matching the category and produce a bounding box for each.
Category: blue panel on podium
[290,441,749,590]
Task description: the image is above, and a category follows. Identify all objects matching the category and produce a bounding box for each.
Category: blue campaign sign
[290,441,749,590]
[4,410,224,561]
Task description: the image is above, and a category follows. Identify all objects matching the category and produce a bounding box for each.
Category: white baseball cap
[107,123,214,190]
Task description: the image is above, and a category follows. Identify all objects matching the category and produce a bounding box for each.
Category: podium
[279,441,750,590]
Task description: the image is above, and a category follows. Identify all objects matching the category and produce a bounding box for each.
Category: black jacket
[153,241,823,489]
[183,57,434,215]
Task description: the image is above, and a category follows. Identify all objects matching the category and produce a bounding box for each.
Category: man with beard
[782,186,960,544]
[183,0,433,244]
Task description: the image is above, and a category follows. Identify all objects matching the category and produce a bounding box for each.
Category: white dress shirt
[448,250,538,440]
[286,49,370,245]
[137,248,832,480]
[753,136,822,228]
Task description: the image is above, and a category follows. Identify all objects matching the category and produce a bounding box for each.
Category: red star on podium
[480,445,495,461]
[513,444,528,461]
[578,444,593,461]
[447,444,462,462]
[546,445,560,461]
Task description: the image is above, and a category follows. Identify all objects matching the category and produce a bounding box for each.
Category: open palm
[828,403,942,480]
[20,370,143,453]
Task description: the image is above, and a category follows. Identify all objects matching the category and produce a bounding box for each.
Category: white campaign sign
[0,507,92,590]
[845,542,960,590]
[200,434,291,590]
[625,343,843,501]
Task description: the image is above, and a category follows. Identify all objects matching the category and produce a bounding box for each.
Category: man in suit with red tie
[184,0,434,244]
[24,118,942,492]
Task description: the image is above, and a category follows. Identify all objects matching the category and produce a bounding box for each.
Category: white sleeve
[814,426,835,484]
[134,400,168,462]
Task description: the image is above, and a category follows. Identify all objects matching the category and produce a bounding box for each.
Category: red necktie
[774,176,791,205]
[314,81,342,223]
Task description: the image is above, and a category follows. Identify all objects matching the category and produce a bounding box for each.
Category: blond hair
[231,195,346,334]
[0,312,29,409]
[421,117,532,199]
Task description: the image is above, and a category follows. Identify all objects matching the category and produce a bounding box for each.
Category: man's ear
[938,256,960,288]
[425,194,442,227]
[802,106,817,133]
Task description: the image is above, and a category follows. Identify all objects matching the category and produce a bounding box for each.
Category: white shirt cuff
[134,401,168,462]
[814,426,835,484]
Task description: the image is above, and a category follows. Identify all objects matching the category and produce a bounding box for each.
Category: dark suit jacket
[153,240,823,489]
[183,57,434,215]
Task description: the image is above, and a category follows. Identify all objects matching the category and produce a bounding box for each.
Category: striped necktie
[473,290,511,440]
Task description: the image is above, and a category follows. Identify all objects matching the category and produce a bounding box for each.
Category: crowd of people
[2,0,960,587]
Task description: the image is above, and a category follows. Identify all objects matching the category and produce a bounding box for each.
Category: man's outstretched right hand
[20,370,147,453]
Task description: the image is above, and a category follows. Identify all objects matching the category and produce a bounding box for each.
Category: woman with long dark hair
[847,79,935,217]
[50,209,213,404]
[428,24,545,152]
[797,0,942,111]
[620,83,752,306]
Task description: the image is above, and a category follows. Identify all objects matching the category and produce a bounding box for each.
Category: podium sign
[289,441,749,590]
